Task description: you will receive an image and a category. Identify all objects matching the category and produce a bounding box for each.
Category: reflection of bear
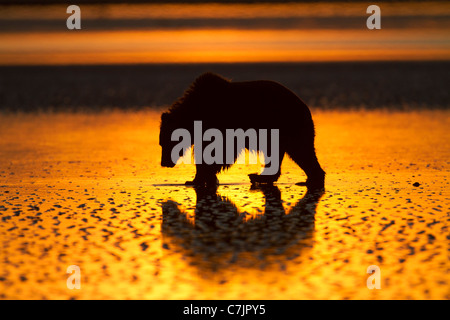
[161,184,325,265]
[160,72,325,188]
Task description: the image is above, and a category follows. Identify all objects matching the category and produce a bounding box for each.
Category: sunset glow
[0,2,449,64]
[0,1,449,302]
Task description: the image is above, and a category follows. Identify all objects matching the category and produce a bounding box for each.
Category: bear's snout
[161,157,176,168]
[161,161,175,168]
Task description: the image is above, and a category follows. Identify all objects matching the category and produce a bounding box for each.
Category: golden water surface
[0,110,448,299]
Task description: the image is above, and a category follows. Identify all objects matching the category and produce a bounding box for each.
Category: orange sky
[0,2,449,64]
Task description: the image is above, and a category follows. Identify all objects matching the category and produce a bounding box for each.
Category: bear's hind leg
[249,149,285,185]
[287,146,325,188]
[185,164,219,187]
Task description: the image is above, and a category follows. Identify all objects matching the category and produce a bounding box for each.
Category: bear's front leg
[185,164,219,187]
[249,149,285,185]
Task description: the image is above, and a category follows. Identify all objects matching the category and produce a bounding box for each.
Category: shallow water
[0,110,448,299]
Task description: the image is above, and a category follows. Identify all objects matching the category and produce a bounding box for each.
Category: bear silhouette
[160,72,325,188]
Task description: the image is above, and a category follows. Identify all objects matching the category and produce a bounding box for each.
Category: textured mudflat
[0,110,448,299]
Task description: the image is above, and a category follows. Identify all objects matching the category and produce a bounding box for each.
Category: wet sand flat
[0,110,449,299]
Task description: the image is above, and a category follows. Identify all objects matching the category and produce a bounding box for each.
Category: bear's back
[224,79,311,125]
[174,73,313,132]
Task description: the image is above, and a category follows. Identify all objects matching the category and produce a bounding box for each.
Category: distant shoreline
[1,61,449,112]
